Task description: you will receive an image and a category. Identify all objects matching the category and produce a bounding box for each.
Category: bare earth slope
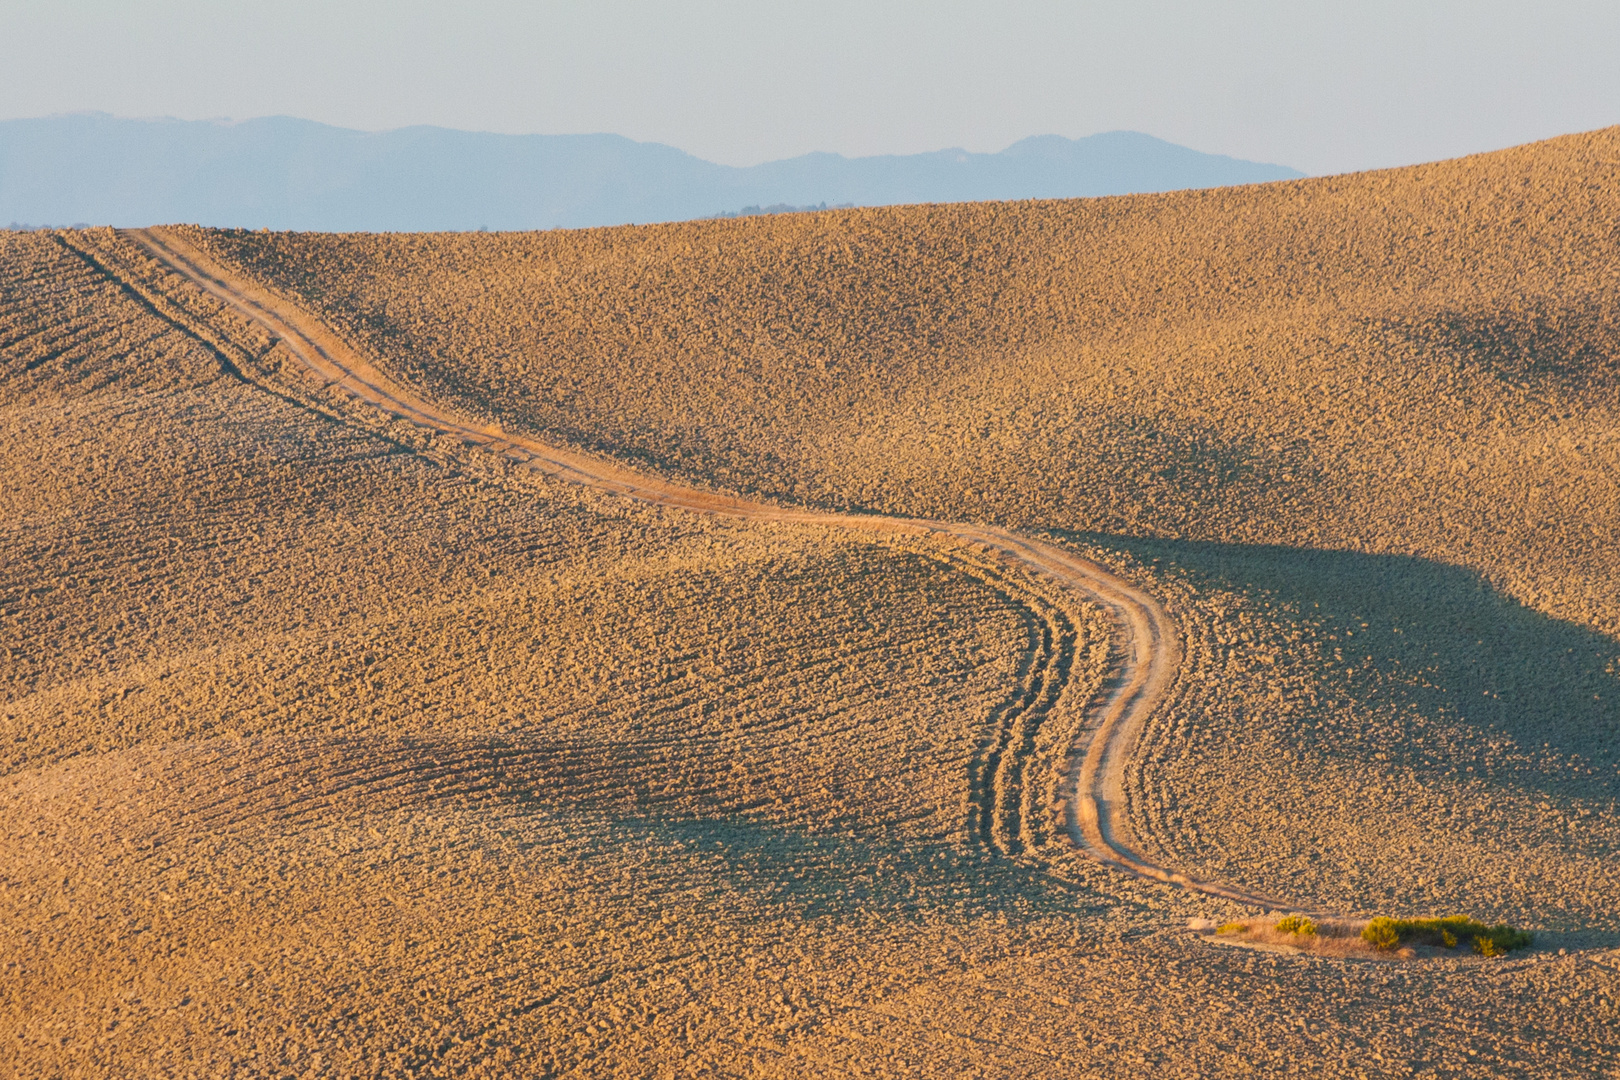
[199,127,1620,637]
[195,129,1620,931]
[1,126,1618,1077]
[124,223,1251,911]
[0,229,1091,1077]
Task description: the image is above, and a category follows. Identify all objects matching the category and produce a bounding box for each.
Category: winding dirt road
[114,225,1287,909]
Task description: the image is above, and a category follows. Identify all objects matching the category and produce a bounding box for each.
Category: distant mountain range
[0,113,1304,232]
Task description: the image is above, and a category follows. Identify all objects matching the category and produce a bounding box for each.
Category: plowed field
[3,128,1620,1078]
[192,126,1620,933]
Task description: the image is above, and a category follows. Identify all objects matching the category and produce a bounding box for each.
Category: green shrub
[1362,918,1400,950]
[1476,923,1534,953]
[1275,915,1318,937]
[1362,914,1532,954]
[1215,922,1248,935]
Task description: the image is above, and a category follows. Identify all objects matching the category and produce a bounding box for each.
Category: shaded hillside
[0,113,1300,231]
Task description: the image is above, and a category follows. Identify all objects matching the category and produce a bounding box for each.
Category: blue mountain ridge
[0,113,1304,232]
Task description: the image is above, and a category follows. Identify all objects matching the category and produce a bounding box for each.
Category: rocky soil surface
[2,125,1618,1077]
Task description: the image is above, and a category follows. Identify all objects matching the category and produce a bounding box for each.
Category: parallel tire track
[116,225,1290,908]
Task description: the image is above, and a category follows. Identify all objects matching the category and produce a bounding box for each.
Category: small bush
[1275,915,1318,937]
[1215,922,1248,935]
[1362,917,1400,951]
[1476,923,1534,953]
[1362,914,1532,955]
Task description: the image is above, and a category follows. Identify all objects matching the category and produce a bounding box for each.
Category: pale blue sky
[3,0,1617,174]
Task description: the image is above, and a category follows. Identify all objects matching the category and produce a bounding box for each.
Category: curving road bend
[120,225,1291,911]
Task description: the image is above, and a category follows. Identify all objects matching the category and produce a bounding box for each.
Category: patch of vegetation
[1361,917,1401,951]
[708,201,856,220]
[1361,915,1532,955]
[1210,912,1532,960]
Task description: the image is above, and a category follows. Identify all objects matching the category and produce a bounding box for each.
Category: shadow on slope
[1376,300,1620,397]
[1066,530,1620,931]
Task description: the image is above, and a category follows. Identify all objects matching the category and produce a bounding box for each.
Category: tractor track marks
[102,224,1291,909]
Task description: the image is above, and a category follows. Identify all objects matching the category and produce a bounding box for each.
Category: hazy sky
[3,1,1617,174]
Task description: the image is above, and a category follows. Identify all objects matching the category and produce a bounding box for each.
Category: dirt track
[116,224,1289,910]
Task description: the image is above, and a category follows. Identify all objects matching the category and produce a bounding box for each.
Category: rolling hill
[2,127,1617,1077]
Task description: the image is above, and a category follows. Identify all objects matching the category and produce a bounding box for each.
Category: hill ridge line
[118,223,1295,911]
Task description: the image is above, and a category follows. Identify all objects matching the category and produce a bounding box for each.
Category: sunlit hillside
[3,128,1618,1077]
[195,124,1620,929]
[203,126,1620,637]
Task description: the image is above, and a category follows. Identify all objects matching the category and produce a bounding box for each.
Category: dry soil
[3,128,1619,1077]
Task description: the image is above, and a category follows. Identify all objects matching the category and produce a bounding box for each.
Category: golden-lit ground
[192,128,1620,930]
[197,127,1620,635]
[2,127,1619,1078]
[0,230,1101,1077]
